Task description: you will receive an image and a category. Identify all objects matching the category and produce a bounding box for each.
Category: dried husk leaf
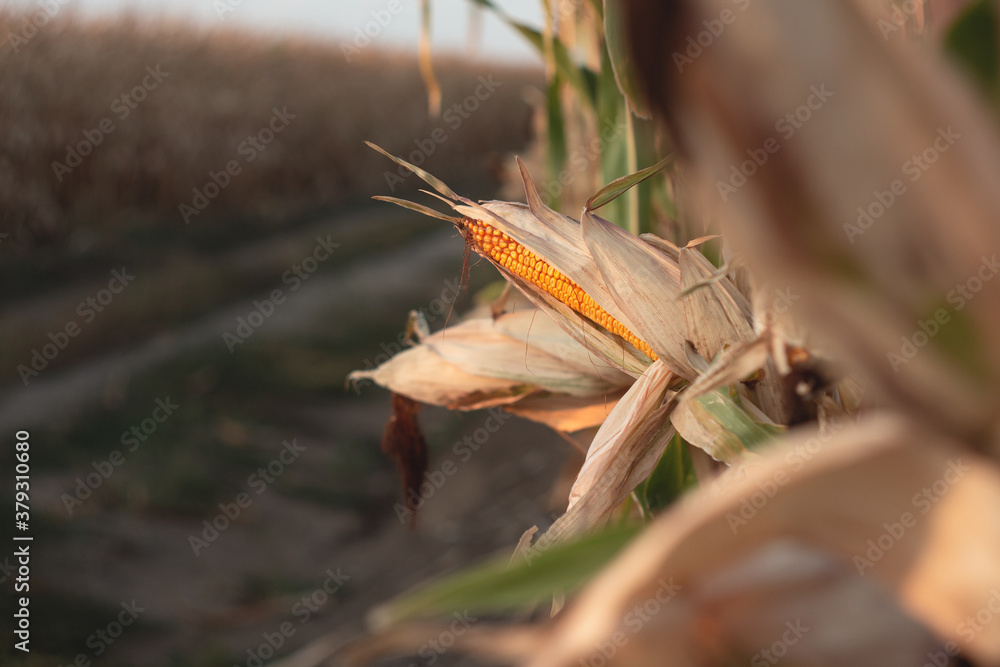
[424,327,622,397]
[484,309,633,386]
[484,262,652,377]
[581,210,696,378]
[503,392,626,433]
[348,344,527,410]
[679,245,754,363]
[671,388,783,463]
[350,310,635,409]
[534,361,677,549]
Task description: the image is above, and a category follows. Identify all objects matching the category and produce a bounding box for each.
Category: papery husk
[534,361,677,549]
[503,391,626,433]
[349,309,634,412]
[349,343,529,411]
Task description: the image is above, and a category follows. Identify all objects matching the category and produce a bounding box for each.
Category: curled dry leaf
[381,394,428,528]
[534,361,677,549]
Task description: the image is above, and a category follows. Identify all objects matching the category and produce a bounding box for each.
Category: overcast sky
[5,0,544,62]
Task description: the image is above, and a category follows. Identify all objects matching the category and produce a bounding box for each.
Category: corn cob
[463,218,658,361]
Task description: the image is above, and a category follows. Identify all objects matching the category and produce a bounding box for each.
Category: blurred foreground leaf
[371,523,640,626]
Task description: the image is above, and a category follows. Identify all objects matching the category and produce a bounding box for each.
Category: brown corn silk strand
[462,217,658,361]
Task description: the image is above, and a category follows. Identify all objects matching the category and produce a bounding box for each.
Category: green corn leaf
[462,0,598,108]
[603,0,651,117]
[673,388,785,463]
[370,522,640,626]
[545,73,568,208]
[586,154,674,213]
[944,0,999,99]
[641,432,698,514]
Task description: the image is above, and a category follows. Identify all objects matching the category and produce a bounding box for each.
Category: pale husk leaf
[534,361,677,549]
[581,210,696,378]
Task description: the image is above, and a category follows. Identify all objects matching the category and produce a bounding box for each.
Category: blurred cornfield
[0,7,539,245]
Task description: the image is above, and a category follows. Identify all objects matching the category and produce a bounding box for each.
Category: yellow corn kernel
[463,218,658,361]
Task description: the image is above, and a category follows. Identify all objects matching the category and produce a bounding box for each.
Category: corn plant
[344,0,1000,665]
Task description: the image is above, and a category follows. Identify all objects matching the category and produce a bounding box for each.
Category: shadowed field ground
[0,9,565,666]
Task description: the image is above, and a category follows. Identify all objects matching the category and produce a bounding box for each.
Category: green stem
[625,99,639,235]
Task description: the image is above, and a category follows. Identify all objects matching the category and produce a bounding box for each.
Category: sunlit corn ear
[368,143,666,378]
[470,415,1000,667]
[453,201,658,375]
[533,361,677,548]
[625,0,1000,442]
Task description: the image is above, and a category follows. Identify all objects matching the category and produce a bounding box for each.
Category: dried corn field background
[0,5,555,666]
